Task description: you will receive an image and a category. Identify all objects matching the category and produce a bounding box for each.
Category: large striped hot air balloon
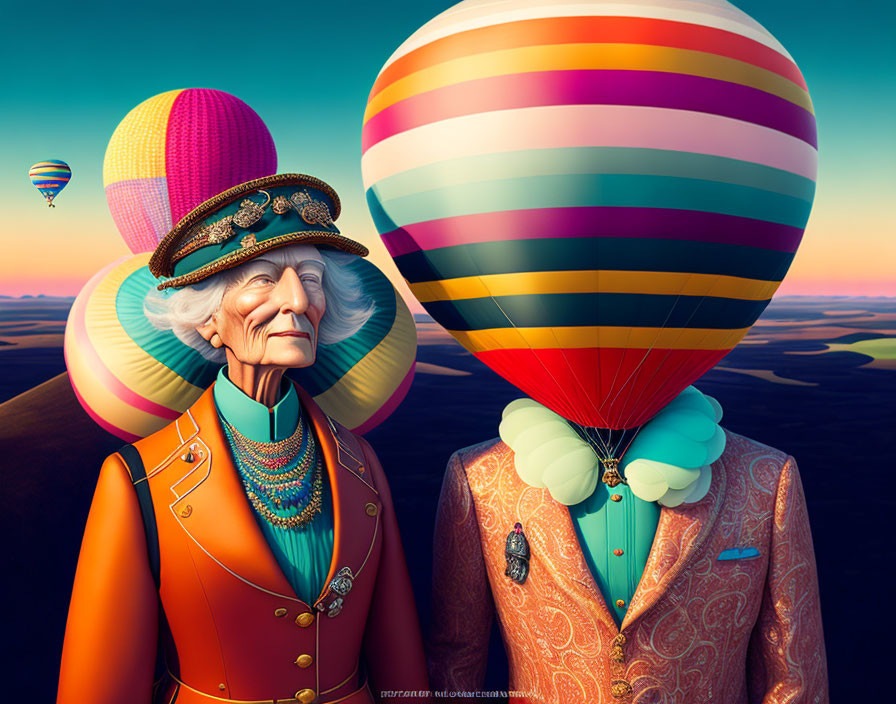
[363,0,816,429]
[29,159,71,207]
[104,89,277,253]
[64,253,416,441]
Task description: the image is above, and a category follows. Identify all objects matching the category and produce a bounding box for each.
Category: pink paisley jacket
[427,430,828,704]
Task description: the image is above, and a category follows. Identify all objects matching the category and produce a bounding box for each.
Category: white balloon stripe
[362,104,818,188]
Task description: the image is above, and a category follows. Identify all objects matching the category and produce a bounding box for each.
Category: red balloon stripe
[477,347,729,428]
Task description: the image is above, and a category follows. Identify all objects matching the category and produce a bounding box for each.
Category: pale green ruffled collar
[499,386,725,507]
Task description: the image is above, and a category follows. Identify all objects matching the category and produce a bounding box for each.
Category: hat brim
[65,252,416,440]
[156,230,369,290]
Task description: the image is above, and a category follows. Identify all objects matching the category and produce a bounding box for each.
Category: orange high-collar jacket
[58,382,429,704]
[427,431,828,703]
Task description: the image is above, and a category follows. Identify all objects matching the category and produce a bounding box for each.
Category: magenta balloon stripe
[165,89,277,225]
[380,206,805,257]
[362,69,816,152]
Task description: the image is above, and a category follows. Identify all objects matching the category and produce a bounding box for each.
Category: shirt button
[616,599,626,608]
[295,654,313,669]
[613,548,624,556]
[295,689,316,704]
[274,607,288,618]
[610,494,623,502]
[295,612,314,627]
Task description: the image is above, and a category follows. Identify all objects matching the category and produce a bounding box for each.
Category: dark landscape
[1,295,894,701]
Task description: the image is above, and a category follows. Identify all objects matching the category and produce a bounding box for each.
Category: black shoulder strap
[118,444,161,590]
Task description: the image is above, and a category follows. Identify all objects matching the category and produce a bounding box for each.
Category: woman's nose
[274,267,309,314]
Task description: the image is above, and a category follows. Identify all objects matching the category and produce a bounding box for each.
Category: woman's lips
[270,331,311,339]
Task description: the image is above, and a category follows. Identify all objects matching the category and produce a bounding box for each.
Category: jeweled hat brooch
[149,173,369,290]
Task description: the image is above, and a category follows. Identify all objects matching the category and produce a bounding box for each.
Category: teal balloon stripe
[116,266,219,386]
[288,258,398,396]
[393,237,795,284]
[368,172,813,232]
[370,147,816,206]
[423,292,771,331]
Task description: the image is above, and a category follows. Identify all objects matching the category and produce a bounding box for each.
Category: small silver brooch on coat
[505,522,530,584]
[324,566,354,617]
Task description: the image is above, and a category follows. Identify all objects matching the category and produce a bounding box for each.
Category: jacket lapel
[169,382,381,610]
[168,385,298,601]
[522,485,620,634]
[294,383,381,615]
[621,456,728,630]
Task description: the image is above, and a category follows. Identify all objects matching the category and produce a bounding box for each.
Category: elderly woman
[57,175,429,704]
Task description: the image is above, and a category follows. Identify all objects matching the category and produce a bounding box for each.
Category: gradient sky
[2,0,894,299]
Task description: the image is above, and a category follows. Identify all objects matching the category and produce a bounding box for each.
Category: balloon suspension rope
[571,424,643,486]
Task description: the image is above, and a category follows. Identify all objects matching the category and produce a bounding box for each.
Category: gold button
[274,608,288,618]
[295,612,314,627]
[613,548,624,556]
[365,502,378,516]
[295,653,313,669]
[611,680,633,698]
[615,599,626,608]
[180,505,192,518]
[218,684,226,691]
[295,689,316,704]
[610,494,622,502]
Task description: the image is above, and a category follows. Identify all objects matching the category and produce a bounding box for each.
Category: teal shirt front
[214,367,334,604]
[569,481,661,626]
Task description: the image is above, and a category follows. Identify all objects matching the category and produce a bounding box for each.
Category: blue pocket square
[717,547,761,561]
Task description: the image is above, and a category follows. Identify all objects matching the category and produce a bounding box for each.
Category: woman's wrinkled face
[198,249,326,369]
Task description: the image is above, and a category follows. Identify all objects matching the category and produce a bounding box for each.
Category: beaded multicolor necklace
[221,415,323,530]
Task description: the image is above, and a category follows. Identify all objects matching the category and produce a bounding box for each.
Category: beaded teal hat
[149,173,368,290]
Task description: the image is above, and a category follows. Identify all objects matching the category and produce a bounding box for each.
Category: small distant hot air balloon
[29,159,71,207]
[363,0,817,432]
[103,88,277,253]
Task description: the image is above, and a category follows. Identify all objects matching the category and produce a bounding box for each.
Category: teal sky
[2,0,894,295]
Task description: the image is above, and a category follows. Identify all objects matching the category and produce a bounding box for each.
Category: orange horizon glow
[4,194,894,302]
[3,273,895,302]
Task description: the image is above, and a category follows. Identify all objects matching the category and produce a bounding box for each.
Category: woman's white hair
[144,244,375,363]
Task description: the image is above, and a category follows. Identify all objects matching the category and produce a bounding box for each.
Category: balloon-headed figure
[58,174,428,704]
[363,0,827,701]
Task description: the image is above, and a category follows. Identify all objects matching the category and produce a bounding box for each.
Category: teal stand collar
[213,366,300,443]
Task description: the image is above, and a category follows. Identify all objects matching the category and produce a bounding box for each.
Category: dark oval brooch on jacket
[505,522,530,584]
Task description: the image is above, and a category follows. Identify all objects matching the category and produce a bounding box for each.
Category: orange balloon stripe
[369,15,807,100]
[364,42,811,123]
[448,325,749,353]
